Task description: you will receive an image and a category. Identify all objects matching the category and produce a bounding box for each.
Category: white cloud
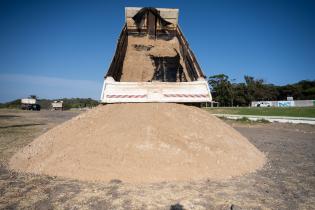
[0,74,103,102]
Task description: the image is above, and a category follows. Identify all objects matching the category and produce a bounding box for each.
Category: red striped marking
[164,94,208,98]
[106,94,147,98]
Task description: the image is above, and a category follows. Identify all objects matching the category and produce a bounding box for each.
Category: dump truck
[21,98,41,111]
[100,7,212,104]
[51,100,63,111]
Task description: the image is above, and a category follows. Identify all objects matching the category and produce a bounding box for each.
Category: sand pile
[10,103,265,183]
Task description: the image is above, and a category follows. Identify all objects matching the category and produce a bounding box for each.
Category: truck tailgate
[101,77,212,103]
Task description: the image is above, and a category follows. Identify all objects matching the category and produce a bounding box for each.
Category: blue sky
[0,0,314,102]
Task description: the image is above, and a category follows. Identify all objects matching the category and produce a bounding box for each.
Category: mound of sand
[9,103,265,183]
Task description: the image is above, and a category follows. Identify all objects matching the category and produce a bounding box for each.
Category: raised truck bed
[100,7,212,104]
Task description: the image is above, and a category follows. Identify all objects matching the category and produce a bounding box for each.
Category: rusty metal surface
[105,24,128,80]
[176,26,205,79]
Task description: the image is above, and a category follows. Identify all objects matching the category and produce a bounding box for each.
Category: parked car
[256,102,271,107]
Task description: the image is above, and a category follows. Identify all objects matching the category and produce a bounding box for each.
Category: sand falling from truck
[120,35,187,82]
[9,103,266,183]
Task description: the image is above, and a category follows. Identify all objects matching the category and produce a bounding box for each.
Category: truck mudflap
[100,77,212,103]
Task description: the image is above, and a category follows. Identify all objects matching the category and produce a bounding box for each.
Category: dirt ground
[0,109,314,209]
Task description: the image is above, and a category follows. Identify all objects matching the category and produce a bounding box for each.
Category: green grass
[204,107,315,118]
[217,116,270,124]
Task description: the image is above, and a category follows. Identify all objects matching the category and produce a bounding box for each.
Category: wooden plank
[159,9,179,19]
[125,7,179,19]
[126,17,177,29]
[126,17,177,24]
[147,12,156,37]
[126,18,147,28]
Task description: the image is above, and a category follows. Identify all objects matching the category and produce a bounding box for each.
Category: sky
[0,0,314,102]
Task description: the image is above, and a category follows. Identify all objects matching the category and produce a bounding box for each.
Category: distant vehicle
[21,98,36,104]
[256,102,271,107]
[51,100,63,111]
[21,97,41,111]
[21,103,41,111]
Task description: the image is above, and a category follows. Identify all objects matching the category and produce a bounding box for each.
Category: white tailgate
[100,77,212,103]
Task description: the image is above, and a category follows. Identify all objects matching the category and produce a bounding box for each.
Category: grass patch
[234,117,270,124]
[218,116,270,124]
[256,118,270,123]
[204,107,315,118]
[236,117,252,123]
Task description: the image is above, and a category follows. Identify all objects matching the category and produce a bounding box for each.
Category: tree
[243,76,279,104]
[208,74,233,106]
[208,74,290,106]
[208,73,315,106]
[30,95,37,99]
[232,82,247,106]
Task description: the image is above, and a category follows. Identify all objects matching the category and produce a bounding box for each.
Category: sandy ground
[9,104,265,183]
[0,109,314,209]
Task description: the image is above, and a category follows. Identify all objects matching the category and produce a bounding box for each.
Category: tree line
[1,76,314,109]
[208,74,315,107]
